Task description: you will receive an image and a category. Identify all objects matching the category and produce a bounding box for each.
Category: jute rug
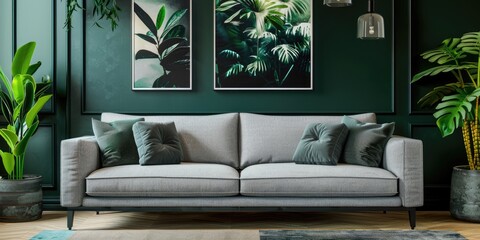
[31,229,466,240]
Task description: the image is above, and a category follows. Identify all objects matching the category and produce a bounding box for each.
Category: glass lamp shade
[357,13,385,39]
[324,0,352,7]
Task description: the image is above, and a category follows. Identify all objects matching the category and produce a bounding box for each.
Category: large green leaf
[411,64,476,83]
[417,83,462,108]
[12,42,36,76]
[225,63,244,77]
[0,91,14,125]
[135,50,159,60]
[12,75,25,104]
[135,33,157,45]
[0,129,18,151]
[158,37,187,57]
[272,44,299,64]
[224,9,243,24]
[265,15,285,31]
[219,49,240,59]
[160,8,187,39]
[161,46,189,66]
[13,104,22,124]
[459,32,480,55]
[22,81,35,116]
[246,55,269,76]
[12,74,36,104]
[163,25,186,40]
[282,0,309,21]
[0,150,15,175]
[26,61,41,75]
[13,121,39,156]
[35,79,52,100]
[25,94,52,128]
[420,38,465,66]
[134,3,157,39]
[156,5,166,30]
[216,0,240,12]
[433,88,480,137]
[0,66,14,100]
[286,22,311,38]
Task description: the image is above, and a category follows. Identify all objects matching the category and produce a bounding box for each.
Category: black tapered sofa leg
[408,208,416,230]
[67,210,75,230]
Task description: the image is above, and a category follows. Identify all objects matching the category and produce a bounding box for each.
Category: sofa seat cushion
[240,163,398,197]
[86,163,239,197]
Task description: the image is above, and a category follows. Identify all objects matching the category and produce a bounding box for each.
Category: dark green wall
[83,0,393,114]
[0,0,68,206]
[1,0,479,209]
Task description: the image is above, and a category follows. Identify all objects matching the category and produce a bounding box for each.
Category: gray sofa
[60,112,423,230]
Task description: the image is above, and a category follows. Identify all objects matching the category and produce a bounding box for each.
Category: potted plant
[0,42,52,222]
[412,31,480,222]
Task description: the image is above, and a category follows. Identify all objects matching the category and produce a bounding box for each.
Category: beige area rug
[70,229,259,240]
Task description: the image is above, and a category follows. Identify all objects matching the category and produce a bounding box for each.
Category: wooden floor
[0,211,479,239]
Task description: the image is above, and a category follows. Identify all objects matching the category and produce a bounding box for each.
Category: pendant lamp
[357,0,384,40]
[323,0,352,7]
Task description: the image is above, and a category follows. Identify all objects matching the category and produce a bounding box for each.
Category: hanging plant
[65,0,121,31]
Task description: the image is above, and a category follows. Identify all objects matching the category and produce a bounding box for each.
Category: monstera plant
[0,42,52,180]
[412,31,480,222]
[412,31,480,170]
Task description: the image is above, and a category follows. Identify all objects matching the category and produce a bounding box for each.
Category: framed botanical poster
[214,0,312,90]
[132,0,192,90]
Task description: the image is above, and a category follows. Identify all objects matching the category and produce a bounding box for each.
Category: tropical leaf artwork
[133,0,191,90]
[215,0,312,89]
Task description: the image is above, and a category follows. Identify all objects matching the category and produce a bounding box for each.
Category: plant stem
[454,60,465,87]
[477,54,480,87]
[462,121,474,170]
[474,97,480,170]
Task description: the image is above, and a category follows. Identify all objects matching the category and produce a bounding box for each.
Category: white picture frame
[132,0,192,90]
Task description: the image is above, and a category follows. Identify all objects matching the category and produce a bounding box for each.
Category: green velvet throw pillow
[92,118,144,167]
[341,116,395,167]
[132,121,184,165]
[293,123,349,165]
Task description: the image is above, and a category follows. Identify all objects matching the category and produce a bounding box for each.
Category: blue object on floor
[30,230,74,240]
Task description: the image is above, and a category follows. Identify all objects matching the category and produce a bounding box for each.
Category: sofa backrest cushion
[102,112,239,168]
[239,113,377,169]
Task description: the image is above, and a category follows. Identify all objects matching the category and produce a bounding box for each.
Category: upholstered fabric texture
[239,113,376,169]
[92,118,144,167]
[101,113,239,168]
[383,136,424,207]
[240,163,398,197]
[341,116,395,167]
[82,196,402,208]
[85,163,239,197]
[60,112,423,211]
[293,123,349,165]
[133,121,183,165]
[60,136,101,207]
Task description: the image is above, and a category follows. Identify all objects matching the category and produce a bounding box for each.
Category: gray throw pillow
[341,116,395,167]
[132,121,183,165]
[92,118,144,167]
[293,123,349,165]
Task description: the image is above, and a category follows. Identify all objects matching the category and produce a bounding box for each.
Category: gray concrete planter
[0,175,43,222]
[450,165,480,222]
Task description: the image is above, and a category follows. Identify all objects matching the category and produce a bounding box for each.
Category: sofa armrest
[383,136,424,207]
[60,136,101,207]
